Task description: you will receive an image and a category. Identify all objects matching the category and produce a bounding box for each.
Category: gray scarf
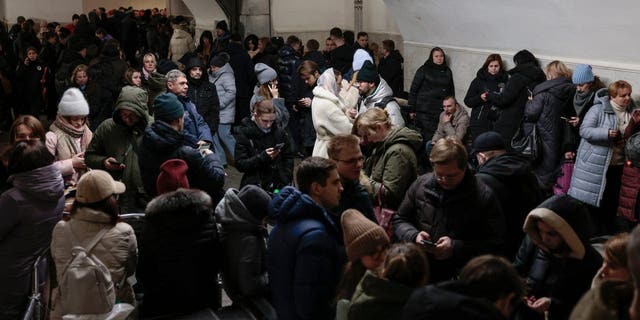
[573,90,595,116]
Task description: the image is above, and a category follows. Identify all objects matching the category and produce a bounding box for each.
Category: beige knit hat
[341,209,390,262]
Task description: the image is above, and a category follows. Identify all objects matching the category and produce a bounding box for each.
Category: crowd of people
[2,5,640,320]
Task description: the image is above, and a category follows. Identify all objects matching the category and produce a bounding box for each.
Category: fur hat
[76,170,125,204]
[352,49,373,72]
[255,63,277,85]
[572,64,595,85]
[154,93,184,122]
[58,88,89,116]
[238,185,272,220]
[355,60,379,84]
[341,209,390,262]
[523,194,591,259]
[156,159,190,195]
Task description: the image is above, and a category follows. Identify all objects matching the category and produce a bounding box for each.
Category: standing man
[378,39,404,97]
[165,69,213,148]
[329,27,353,75]
[186,56,220,137]
[208,54,237,167]
[473,131,544,257]
[268,157,346,320]
[392,137,505,282]
[85,86,151,211]
[327,134,376,234]
[355,60,404,127]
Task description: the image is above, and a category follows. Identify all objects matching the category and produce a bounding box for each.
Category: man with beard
[355,60,404,127]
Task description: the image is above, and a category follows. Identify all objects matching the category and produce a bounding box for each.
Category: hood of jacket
[267,186,337,231]
[171,28,191,40]
[238,116,270,138]
[312,85,341,104]
[215,188,263,227]
[363,77,394,105]
[380,126,423,152]
[477,152,534,179]
[278,44,298,59]
[533,76,575,101]
[404,281,506,320]
[145,188,214,231]
[114,85,151,128]
[209,62,234,79]
[7,163,64,202]
[593,87,614,112]
[523,194,592,259]
[142,120,184,153]
[508,62,546,84]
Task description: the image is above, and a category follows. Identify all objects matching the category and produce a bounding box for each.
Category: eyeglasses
[336,156,364,165]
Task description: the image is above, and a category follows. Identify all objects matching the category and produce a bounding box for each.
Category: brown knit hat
[341,209,390,262]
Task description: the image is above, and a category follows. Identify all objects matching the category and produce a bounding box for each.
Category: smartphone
[108,159,121,166]
[560,116,568,121]
[421,239,436,248]
[198,143,211,151]
[274,142,285,150]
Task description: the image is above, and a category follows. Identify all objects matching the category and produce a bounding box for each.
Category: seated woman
[353,108,423,210]
[0,140,64,319]
[348,242,429,320]
[570,233,633,319]
[234,99,294,193]
[514,195,602,319]
[50,170,136,318]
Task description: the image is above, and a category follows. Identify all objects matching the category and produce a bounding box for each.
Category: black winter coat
[514,195,603,320]
[476,152,545,258]
[215,188,269,301]
[561,90,597,154]
[378,49,404,97]
[277,45,301,108]
[330,44,354,75]
[140,188,221,317]
[187,77,220,135]
[403,281,507,320]
[226,42,255,99]
[486,62,545,146]
[138,121,225,201]
[234,117,294,192]
[408,60,454,140]
[392,171,505,281]
[463,68,509,140]
[524,77,576,190]
[16,59,47,115]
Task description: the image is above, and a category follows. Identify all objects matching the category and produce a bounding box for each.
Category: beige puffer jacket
[49,207,137,319]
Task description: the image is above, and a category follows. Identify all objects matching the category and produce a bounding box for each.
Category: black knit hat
[356,60,379,84]
[238,185,272,219]
[210,54,227,68]
[472,131,506,154]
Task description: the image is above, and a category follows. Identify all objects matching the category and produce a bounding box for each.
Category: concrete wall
[386,0,640,105]
[1,0,83,24]
[83,0,166,11]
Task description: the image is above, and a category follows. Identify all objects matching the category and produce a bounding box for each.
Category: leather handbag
[373,185,395,238]
[511,121,540,161]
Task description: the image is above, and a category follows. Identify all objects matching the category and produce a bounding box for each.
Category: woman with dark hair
[408,47,455,142]
[50,170,137,319]
[244,34,259,59]
[0,140,64,319]
[483,49,546,145]
[463,53,509,140]
[195,30,214,66]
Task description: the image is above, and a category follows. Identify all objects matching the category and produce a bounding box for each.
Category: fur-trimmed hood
[523,194,592,259]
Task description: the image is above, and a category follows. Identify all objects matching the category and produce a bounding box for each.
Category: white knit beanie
[352,49,373,72]
[58,88,89,116]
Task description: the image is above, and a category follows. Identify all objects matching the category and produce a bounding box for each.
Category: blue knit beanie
[572,64,594,85]
[154,93,184,122]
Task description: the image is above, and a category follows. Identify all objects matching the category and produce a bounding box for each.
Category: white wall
[2,0,83,24]
[385,0,640,104]
[82,0,166,12]
[271,0,353,33]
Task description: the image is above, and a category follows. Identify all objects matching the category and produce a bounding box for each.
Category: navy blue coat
[267,187,346,320]
[176,94,214,147]
[138,120,225,201]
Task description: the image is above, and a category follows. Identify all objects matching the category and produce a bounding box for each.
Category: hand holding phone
[274,142,285,150]
[421,239,436,248]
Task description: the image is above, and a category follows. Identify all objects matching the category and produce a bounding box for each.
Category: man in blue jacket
[165,69,214,148]
[267,157,346,320]
[138,93,225,201]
